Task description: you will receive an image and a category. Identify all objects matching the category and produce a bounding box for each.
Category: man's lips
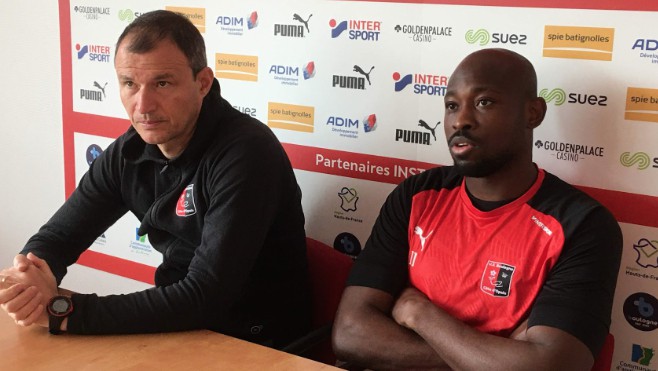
[448,135,478,155]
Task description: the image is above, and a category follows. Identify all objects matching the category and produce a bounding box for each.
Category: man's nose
[135,87,156,114]
[452,106,475,131]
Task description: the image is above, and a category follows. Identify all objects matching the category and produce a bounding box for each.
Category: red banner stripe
[77,250,156,285]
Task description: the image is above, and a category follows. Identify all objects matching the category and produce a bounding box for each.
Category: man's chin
[453,161,497,178]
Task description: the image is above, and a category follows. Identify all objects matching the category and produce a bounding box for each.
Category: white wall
[0,2,150,294]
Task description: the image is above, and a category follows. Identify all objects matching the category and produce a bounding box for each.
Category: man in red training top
[332,48,621,370]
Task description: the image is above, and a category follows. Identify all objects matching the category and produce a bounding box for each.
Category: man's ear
[527,97,547,129]
[195,67,214,96]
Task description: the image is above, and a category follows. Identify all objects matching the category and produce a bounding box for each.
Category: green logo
[465,29,490,46]
[620,151,651,170]
[118,9,134,22]
[539,88,566,106]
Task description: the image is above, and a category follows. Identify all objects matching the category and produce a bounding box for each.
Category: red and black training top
[347,166,622,357]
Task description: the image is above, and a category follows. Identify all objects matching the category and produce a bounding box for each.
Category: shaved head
[448,48,538,100]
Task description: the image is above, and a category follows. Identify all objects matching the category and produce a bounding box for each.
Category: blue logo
[333,232,362,256]
[85,144,103,165]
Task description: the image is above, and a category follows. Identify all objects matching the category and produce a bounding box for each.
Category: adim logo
[216,11,258,36]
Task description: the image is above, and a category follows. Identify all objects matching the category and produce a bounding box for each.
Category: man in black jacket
[0,10,310,348]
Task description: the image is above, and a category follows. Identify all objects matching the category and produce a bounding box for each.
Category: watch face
[50,298,72,315]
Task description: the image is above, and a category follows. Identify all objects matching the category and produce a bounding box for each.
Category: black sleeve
[527,205,622,357]
[346,175,415,297]
[20,140,128,284]
[64,130,307,342]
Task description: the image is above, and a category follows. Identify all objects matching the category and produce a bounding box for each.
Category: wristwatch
[47,295,73,335]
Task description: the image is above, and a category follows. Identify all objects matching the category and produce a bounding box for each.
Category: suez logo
[215,53,258,82]
[393,72,448,96]
[267,102,314,133]
[534,140,604,163]
[625,87,658,124]
[269,61,315,86]
[73,5,110,20]
[464,29,527,46]
[632,38,658,65]
[274,13,312,38]
[233,105,257,118]
[326,114,377,139]
[619,152,658,170]
[543,25,614,61]
[539,88,607,106]
[80,81,107,102]
[393,24,452,43]
[75,43,111,62]
[166,6,206,33]
[395,119,441,146]
[332,65,375,90]
[216,11,258,36]
[329,18,381,41]
[118,9,143,22]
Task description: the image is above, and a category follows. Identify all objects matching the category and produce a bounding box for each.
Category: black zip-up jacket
[22,79,310,348]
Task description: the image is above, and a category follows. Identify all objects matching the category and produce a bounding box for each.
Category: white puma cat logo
[414,226,432,251]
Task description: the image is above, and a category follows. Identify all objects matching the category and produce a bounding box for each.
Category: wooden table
[0,313,338,370]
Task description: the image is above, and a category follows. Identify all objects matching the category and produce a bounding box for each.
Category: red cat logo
[176,184,197,217]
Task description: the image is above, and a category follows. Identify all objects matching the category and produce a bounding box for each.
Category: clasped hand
[0,253,58,327]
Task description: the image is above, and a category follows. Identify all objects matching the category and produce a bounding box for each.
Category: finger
[0,283,26,305]
[13,254,32,272]
[16,304,45,327]
[26,253,55,277]
[11,289,43,322]
[2,286,40,314]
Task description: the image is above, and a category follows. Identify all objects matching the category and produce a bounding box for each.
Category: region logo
[93,232,107,246]
[334,187,363,224]
[329,18,382,41]
[118,9,143,22]
[625,87,658,124]
[215,53,258,82]
[85,144,103,165]
[396,119,441,146]
[632,38,658,66]
[534,139,604,163]
[631,343,655,367]
[75,43,111,63]
[543,25,614,61]
[620,151,658,170]
[465,29,527,46]
[216,11,258,36]
[80,81,107,102]
[480,260,515,297]
[274,13,312,38]
[130,228,153,255]
[73,5,110,20]
[166,6,206,33]
[394,24,452,43]
[623,292,658,331]
[269,61,315,86]
[333,232,362,257]
[333,65,374,90]
[540,88,607,106]
[176,184,197,217]
[634,238,658,268]
[267,102,314,133]
[326,113,377,139]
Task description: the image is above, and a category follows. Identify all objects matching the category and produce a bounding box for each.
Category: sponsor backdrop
[62,0,657,368]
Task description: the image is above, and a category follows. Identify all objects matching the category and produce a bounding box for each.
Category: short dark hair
[115,10,207,76]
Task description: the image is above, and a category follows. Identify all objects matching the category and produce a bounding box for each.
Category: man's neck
[464,163,538,202]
